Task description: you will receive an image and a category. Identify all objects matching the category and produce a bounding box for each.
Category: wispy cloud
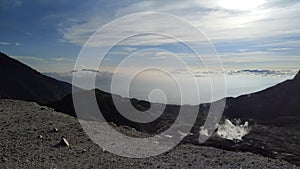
[268,48,293,51]
[12,55,73,62]
[0,42,22,46]
[123,47,138,52]
[59,1,300,47]
[12,55,45,61]
[0,42,10,45]
[227,69,297,77]
[49,57,73,62]
[11,55,75,72]
[2,1,298,74]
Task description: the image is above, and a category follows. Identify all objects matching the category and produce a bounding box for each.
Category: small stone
[38,135,43,139]
[52,127,58,132]
[1,157,8,162]
[153,140,160,144]
[57,136,70,147]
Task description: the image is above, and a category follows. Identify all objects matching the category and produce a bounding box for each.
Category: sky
[1,0,300,104]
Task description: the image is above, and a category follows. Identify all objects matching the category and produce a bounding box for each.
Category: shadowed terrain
[48,71,300,165]
[0,52,75,104]
[0,100,298,169]
[224,70,300,124]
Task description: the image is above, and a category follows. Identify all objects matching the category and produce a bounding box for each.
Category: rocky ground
[0,99,298,169]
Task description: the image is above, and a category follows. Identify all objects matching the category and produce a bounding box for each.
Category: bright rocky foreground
[0,99,298,169]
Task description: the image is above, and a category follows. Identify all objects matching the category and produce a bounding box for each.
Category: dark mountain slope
[0,52,74,104]
[47,70,300,165]
[48,89,185,133]
[224,70,300,125]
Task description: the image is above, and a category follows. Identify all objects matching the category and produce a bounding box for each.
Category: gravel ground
[0,99,298,169]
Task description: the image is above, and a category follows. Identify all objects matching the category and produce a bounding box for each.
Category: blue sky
[1,0,300,72]
[1,0,300,103]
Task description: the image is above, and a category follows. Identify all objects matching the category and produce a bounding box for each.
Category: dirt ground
[0,99,298,169]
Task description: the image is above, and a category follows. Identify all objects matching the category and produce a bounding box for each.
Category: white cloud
[254,39,300,48]
[219,50,300,66]
[0,42,22,46]
[268,48,293,51]
[49,57,72,62]
[59,1,300,47]
[0,42,10,45]
[60,14,208,47]
[58,16,107,45]
[123,47,138,52]
[12,55,74,62]
[12,55,44,61]
[226,69,297,77]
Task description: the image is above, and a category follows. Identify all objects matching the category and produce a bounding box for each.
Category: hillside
[0,52,74,104]
[0,99,297,168]
[224,70,300,125]
[47,71,300,165]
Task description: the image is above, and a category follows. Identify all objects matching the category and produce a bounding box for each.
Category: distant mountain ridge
[224,69,300,124]
[0,52,74,104]
[1,51,300,165]
[49,69,300,126]
[1,51,299,125]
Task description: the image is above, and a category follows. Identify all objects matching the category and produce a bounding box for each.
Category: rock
[38,135,43,139]
[1,157,8,162]
[52,127,58,132]
[153,140,160,144]
[56,137,70,147]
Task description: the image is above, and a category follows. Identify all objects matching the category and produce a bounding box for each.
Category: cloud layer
[60,1,300,47]
[44,68,297,104]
